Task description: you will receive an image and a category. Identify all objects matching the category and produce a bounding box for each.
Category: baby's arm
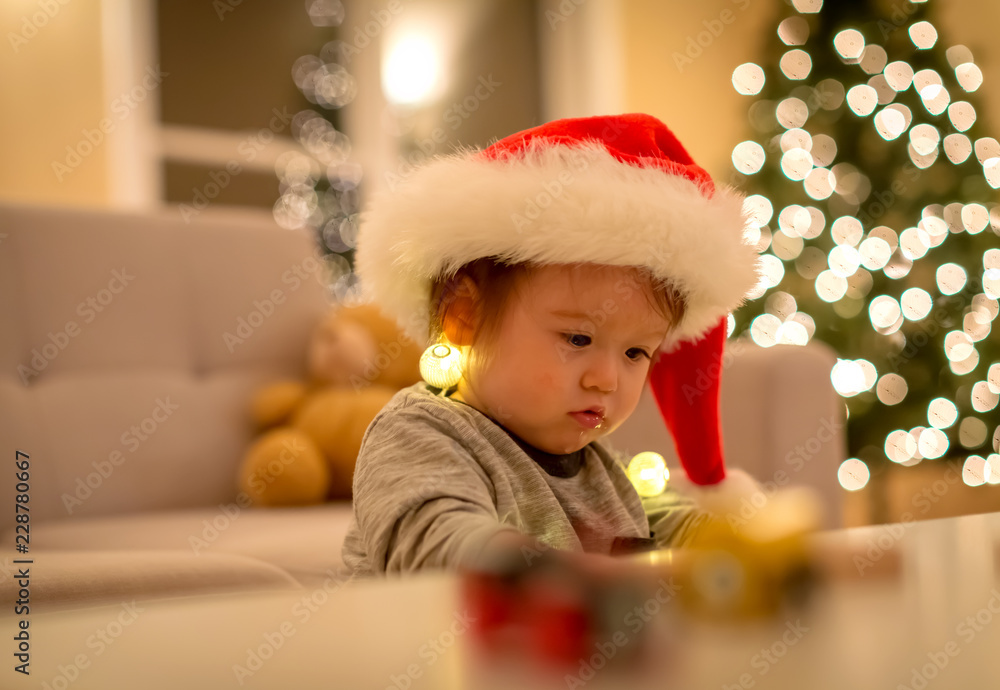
[641,488,717,548]
[351,408,521,574]
[386,496,524,572]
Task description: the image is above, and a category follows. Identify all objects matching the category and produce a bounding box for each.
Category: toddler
[341,114,760,576]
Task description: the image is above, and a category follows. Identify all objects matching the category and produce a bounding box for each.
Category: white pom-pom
[673,469,824,534]
[672,468,764,519]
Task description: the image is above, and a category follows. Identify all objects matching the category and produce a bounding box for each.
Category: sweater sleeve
[641,488,716,548]
[594,440,710,549]
[350,405,515,574]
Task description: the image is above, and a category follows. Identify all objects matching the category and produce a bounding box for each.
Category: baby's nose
[581,354,618,393]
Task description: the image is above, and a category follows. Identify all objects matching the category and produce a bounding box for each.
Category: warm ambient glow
[382,34,442,105]
[419,340,464,390]
[628,452,669,497]
[838,458,870,491]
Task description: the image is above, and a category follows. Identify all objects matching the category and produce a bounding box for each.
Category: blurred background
[2,0,999,525]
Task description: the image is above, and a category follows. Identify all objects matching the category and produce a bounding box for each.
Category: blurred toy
[461,491,821,678]
[462,542,668,670]
[668,487,823,619]
[237,303,423,505]
[623,449,823,620]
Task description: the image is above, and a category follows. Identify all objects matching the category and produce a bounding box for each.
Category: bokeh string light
[278,0,363,305]
[729,0,1000,495]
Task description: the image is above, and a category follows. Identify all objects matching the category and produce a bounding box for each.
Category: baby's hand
[472,527,679,592]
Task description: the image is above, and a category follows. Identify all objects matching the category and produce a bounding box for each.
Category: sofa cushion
[4,503,355,587]
[0,550,301,611]
[0,202,332,521]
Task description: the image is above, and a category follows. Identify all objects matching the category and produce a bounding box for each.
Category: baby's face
[455,264,671,455]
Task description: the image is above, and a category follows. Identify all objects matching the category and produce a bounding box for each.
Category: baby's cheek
[533,370,552,386]
[621,378,647,411]
[532,370,558,392]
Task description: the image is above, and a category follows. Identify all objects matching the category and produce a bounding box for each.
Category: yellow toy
[670,487,823,619]
[621,451,822,620]
[237,303,423,506]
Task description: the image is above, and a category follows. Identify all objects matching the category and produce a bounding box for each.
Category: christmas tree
[728,0,1000,494]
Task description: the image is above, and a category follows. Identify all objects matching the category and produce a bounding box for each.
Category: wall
[3,0,998,210]
[0,0,110,207]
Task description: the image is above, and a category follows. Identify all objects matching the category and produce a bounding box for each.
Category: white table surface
[4,510,1000,690]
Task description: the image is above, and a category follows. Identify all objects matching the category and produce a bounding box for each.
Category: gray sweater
[341,382,705,576]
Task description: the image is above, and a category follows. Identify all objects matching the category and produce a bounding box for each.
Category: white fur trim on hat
[670,468,763,518]
[673,471,825,538]
[356,141,761,347]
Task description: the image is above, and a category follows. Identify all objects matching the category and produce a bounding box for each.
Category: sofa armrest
[1,549,302,613]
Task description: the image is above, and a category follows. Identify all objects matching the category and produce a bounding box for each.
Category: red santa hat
[356,113,761,490]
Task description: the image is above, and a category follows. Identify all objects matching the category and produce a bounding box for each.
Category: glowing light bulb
[838,458,870,491]
[382,34,442,105]
[963,455,987,486]
[909,21,938,50]
[831,359,875,396]
[876,373,908,406]
[733,63,765,95]
[627,452,669,497]
[419,340,464,389]
[834,29,865,62]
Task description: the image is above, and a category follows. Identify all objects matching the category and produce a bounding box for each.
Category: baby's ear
[441,275,480,346]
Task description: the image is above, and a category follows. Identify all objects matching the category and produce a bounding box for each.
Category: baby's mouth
[569,408,606,429]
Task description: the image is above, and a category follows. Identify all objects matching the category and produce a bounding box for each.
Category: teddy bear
[237,302,424,506]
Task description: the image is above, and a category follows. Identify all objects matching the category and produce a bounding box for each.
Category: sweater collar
[439,386,585,478]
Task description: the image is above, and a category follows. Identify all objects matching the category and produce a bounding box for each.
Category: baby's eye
[564,333,591,348]
[626,347,651,361]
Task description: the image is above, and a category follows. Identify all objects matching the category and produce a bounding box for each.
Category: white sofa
[0,200,846,610]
